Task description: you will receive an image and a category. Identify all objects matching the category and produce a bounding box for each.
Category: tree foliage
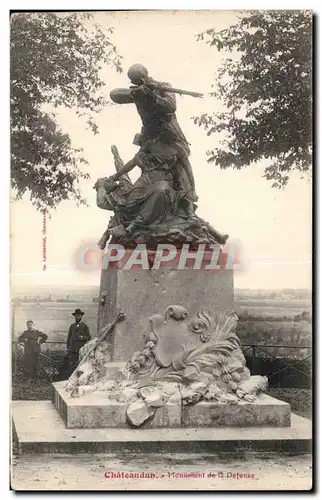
[193,11,312,187]
[11,12,122,210]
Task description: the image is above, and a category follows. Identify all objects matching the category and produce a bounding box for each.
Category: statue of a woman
[100,138,195,240]
[96,140,228,247]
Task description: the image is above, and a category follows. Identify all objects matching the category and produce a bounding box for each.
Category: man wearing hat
[66,309,91,370]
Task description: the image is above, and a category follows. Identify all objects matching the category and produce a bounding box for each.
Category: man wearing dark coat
[18,320,48,379]
[66,309,91,370]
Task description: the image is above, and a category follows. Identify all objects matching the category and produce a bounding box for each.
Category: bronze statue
[95,64,228,248]
[110,64,193,148]
[110,64,197,200]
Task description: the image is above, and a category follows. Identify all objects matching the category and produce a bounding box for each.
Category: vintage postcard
[10,9,312,491]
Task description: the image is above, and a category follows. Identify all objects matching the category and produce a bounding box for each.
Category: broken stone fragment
[243,394,256,403]
[217,392,239,404]
[144,391,164,408]
[204,382,222,400]
[189,381,208,396]
[238,375,269,395]
[76,385,95,397]
[139,386,155,399]
[231,370,242,382]
[139,386,164,408]
[180,386,202,405]
[99,379,116,391]
[156,381,180,398]
[121,387,139,403]
[227,380,238,392]
[126,399,150,427]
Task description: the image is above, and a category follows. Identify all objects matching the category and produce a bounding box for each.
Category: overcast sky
[10,10,312,290]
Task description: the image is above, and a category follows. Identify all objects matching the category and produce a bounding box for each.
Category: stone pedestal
[98,250,234,361]
[52,381,182,429]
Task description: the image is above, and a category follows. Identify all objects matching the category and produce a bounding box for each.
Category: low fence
[241,344,311,388]
[11,341,312,388]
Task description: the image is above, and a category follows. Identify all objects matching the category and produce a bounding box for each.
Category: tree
[11,12,122,210]
[193,11,312,188]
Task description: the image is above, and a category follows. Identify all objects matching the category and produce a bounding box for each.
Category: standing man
[18,320,48,380]
[67,309,91,372]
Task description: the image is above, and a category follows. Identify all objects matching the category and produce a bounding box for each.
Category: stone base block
[12,401,312,455]
[52,381,181,429]
[52,382,291,429]
[182,396,291,427]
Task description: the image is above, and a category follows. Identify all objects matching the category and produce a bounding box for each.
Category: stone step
[12,401,312,455]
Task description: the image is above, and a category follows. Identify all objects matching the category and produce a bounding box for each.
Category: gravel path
[11,452,312,491]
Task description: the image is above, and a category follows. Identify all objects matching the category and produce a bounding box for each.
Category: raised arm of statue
[110,156,138,181]
[110,84,177,114]
[110,88,134,104]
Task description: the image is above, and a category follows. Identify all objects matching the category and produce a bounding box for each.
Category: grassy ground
[12,377,53,401]
[268,388,312,420]
[11,376,312,420]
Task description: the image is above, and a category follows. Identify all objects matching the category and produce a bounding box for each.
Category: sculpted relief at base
[65,306,268,428]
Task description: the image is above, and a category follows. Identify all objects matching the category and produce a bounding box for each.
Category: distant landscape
[11,286,312,355]
[11,285,312,399]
